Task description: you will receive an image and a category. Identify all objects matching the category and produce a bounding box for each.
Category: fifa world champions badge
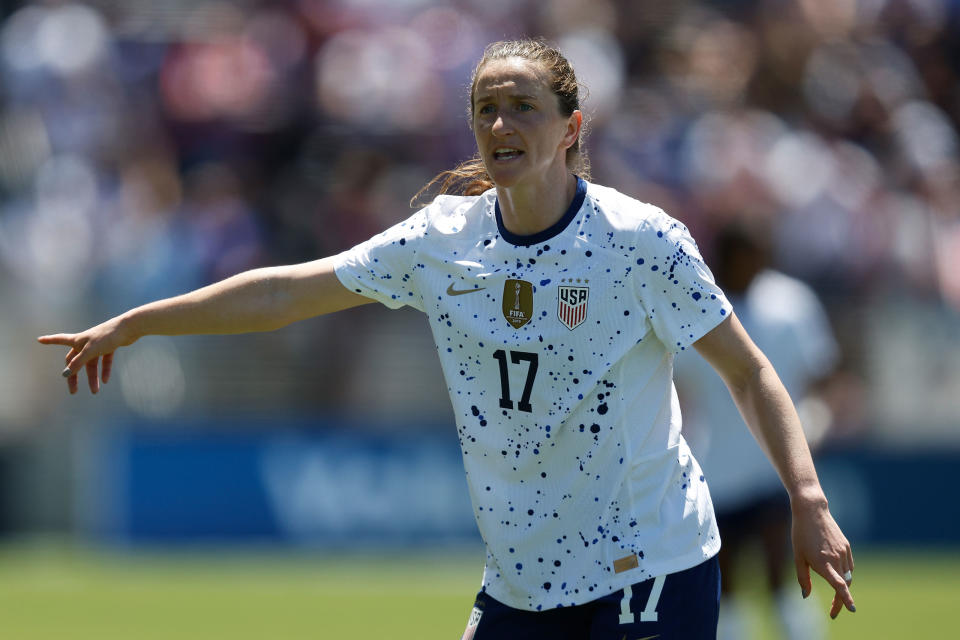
[502,279,533,328]
[558,284,589,330]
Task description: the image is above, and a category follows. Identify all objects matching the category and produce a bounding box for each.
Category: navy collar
[495,176,587,247]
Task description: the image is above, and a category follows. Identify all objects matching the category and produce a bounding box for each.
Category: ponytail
[409,155,493,208]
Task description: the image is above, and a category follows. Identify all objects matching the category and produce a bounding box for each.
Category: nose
[491,114,513,137]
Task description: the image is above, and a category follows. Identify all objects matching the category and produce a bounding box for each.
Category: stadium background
[0,0,958,638]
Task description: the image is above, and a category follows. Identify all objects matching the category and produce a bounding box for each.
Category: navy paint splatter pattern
[333,178,732,612]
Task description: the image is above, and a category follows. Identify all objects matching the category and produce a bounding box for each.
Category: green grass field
[0,541,955,639]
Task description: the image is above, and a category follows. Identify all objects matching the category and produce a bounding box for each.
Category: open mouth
[493,147,524,161]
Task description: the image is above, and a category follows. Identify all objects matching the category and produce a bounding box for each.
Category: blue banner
[84,420,479,545]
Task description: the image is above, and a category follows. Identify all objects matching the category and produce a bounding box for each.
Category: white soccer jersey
[333,178,732,611]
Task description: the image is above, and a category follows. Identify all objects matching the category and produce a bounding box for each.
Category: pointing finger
[38,334,79,346]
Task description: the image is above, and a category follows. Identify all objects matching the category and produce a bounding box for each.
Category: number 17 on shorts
[462,558,719,640]
[597,557,720,639]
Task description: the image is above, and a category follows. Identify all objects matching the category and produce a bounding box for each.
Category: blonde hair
[411,38,590,206]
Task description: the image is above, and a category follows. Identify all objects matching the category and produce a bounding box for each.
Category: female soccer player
[39,39,854,639]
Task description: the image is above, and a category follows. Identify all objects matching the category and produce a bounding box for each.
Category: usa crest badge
[558,285,589,330]
[502,279,533,328]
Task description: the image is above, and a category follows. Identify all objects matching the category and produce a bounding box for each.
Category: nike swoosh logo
[446,283,486,296]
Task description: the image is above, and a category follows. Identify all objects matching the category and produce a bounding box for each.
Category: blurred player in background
[676,222,838,640]
[38,39,854,639]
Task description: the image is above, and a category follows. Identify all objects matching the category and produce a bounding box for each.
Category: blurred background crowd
[0,0,958,543]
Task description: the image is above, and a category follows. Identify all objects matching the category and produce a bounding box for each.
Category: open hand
[792,495,856,619]
[37,316,135,395]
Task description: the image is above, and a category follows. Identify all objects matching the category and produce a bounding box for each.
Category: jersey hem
[482,544,721,612]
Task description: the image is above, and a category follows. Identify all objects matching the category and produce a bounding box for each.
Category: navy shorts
[461,556,720,640]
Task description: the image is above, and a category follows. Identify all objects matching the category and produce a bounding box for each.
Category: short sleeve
[633,214,732,353]
[332,208,429,312]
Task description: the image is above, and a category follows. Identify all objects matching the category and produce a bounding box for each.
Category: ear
[562,110,583,150]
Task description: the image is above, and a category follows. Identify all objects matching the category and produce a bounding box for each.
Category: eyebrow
[474,92,540,103]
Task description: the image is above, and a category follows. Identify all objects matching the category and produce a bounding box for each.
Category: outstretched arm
[38,257,373,394]
[693,313,856,619]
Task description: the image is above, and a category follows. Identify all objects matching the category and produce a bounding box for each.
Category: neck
[496,172,578,236]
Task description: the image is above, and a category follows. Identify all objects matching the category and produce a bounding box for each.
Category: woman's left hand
[791,494,856,619]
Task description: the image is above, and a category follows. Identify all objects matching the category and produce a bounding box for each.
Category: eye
[517,103,534,112]
[478,104,496,115]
